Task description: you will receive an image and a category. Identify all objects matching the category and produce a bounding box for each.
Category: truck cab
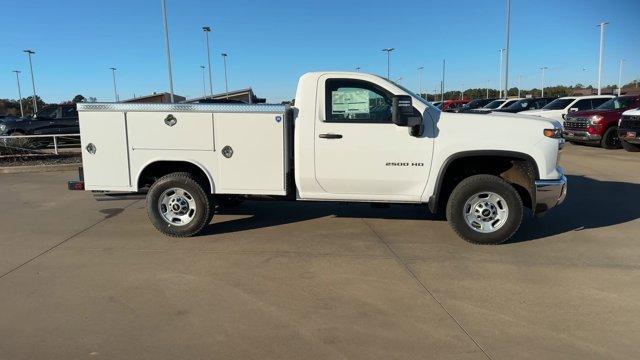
[72,72,567,245]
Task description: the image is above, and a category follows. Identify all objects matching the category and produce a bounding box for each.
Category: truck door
[313,77,432,199]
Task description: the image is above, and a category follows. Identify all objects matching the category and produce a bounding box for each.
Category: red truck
[563,95,640,149]
[438,99,470,112]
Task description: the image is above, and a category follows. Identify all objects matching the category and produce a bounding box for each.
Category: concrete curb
[0,163,80,174]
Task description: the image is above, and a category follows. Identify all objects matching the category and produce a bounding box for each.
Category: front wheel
[146,172,212,237]
[621,140,640,152]
[446,175,523,245]
[601,126,621,149]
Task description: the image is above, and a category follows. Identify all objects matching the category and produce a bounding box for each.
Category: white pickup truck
[70,72,567,244]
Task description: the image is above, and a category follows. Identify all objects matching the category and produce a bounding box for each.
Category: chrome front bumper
[534,171,567,215]
[563,130,601,142]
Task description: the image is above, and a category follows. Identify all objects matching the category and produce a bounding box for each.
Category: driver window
[325,79,392,123]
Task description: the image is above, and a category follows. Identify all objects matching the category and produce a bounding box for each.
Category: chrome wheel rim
[463,192,509,233]
[158,188,197,226]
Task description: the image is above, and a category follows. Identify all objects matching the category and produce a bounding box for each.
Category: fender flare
[135,158,215,194]
[428,150,539,213]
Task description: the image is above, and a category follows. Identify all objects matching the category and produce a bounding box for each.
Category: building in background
[123,92,186,104]
[183,88,265,104]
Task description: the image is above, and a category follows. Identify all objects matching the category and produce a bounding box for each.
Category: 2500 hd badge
[386,162,425,167]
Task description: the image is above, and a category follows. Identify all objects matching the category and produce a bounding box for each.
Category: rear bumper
[534,169,567,215]
[563,130,601,143]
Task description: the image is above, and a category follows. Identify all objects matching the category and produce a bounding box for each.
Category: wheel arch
[136,159,215,194]
[428,150,539,214]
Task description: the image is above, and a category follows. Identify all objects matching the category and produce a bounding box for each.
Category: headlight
[589,114,604,125]
[0,124,6,133]
[543,128,563,139]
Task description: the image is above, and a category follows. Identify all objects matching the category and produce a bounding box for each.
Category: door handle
[318,133,343,139]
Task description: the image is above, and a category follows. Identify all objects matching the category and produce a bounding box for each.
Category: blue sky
[1,0,639,103]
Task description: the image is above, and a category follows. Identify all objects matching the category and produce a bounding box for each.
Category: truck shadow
[203,175,640,244]
[509,175,640,243]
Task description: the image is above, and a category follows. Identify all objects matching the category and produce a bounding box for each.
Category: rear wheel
[5,131,33,149]
[621,140,640,152]
[446,175,523,245]
[146,172,211,237]
[601,126,621,149]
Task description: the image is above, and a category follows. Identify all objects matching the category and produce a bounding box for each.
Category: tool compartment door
[79,111,131,190]
[215,112,285,194]
[126,112,214,151]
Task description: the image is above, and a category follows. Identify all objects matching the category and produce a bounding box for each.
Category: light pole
[434,87,438,101]
[617,59,625,96]
[460,83,464,100]
[221,52,229,98]
[381,48,394,79]
[12,71,24,118]
[417,66,424,97]
[486,80,490,99]
[517,75,522,98]
[503,0,511,98]
[540,67,548,97]
[23,49,38,114]
[498,48,505,98]
[441,59,445,102]
[109,67,119,102]
[597,22,608,95]
[160,0,175,102]
[202,26,213,96]
[200,65,206,97]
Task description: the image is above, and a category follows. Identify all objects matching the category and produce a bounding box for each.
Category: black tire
[5,131,33,149]
[601,126,621,149]
[146,172,211,237]
[446,175,523,245]
[621,140,640,152]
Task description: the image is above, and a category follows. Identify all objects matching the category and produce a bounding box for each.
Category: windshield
[483,100,505,109]
[387,79,432,108]
[36,107,58,119]
[506,99,530,109]
[596,97,636,110]
[501,99,518,108]
[431,101,441,107]
[543,98,575,110]
[462,99,483,108]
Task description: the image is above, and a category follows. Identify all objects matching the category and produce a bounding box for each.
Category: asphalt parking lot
[1,143,639,360]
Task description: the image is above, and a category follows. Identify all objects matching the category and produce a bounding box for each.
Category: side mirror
[392,95,414,126]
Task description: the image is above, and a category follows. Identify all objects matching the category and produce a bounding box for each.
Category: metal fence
[0,134,80,156]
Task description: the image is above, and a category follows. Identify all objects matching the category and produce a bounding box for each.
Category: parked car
[449,98,497,113]
[493,97,555,113]
[618,108,640,152]
[0,104,79,138]
[438,99,470,112]
[69,71,567,245]
[520,95,613,125]
[563,95,640,149]
[470,98,522,114]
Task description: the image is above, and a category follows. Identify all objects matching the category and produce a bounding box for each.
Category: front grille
[564,117,589,130]
[620,115,640,132]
